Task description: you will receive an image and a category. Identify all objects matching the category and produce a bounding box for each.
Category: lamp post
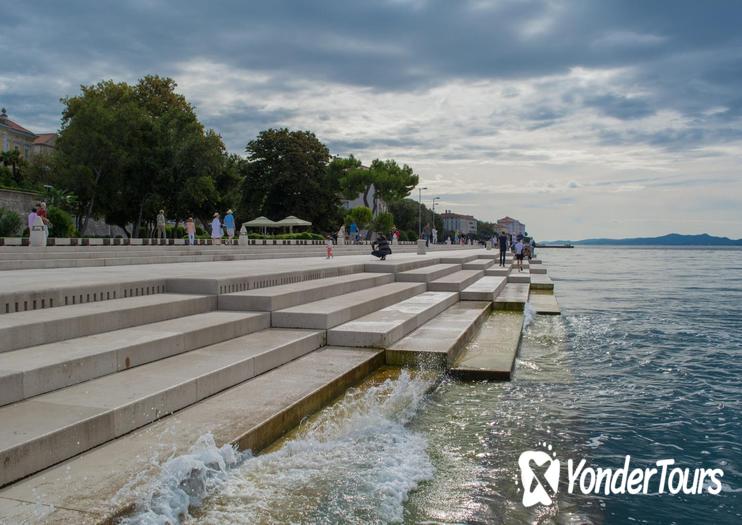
[431,197,440,244]
[417,186,428,238]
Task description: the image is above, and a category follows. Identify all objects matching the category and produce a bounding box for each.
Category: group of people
[493,231,536,271]
[156,209,237,245]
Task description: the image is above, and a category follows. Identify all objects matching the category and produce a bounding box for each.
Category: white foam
[122,371,435,524]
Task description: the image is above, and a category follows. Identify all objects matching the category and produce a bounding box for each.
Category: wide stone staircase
[0,250,555,520]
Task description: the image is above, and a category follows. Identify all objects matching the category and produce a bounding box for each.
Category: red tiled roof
[33,133,56,145]
[0,117,35,136]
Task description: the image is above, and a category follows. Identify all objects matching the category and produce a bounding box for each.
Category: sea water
[124,247,741,524]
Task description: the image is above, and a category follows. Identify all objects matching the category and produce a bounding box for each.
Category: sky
[2,0,741,240]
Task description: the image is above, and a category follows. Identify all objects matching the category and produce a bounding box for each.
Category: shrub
[166,225,186,239]
[47,207,76,238]
[405,230,417,242]
[0,208,22,236]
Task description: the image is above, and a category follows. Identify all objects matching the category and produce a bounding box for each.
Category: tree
[241,128,341,232]
[337,158,419,214]
[345,205,372,230]
[368,159,418,212]
[55,76,236,236]
[372,211,394,235]
[0,150,23,184]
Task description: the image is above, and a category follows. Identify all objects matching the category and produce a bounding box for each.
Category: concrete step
[0,346,383,523]
[271,282,426,329]
[485,267,511,277]
[219,272,394,311]
[507,272,531,284]
[428,269,484,292]
[364,258,438,274]
[529,273,554,290]
[438,254,479,264]
[0,311,270,406]
[461,275,507,301]
[529,291,561,315]
[327,291,459,348]
[462,259,494,270]
[395,263,461,283]
[386,301,490,367]
[529,267,547,274]
[494,283,530,311]
[450,311,524,380]
[0,328,324,487]
[0,294,216,353]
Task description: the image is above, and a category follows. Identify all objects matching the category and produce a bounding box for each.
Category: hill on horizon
[544,233,742,246]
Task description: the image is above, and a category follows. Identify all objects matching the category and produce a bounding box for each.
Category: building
[341,183,388,216]
[0,108,57,160]
[441,210,477,235]
[32,133,57,156]
[497,216,526,236]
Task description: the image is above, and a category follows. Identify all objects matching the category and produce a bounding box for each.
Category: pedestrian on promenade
[498,231,508,267]
[185,217,196,245]
[371,234,392,261]
[223,209,236,245]
[27,207,38,231]
[349,221,359,243]
[211,212,223,244]
[156,210,166,239]
[325,235,334,259]
[36,202,50,242]
[432,227,438,244]
[423,223,431,247]
[514,238,525,271]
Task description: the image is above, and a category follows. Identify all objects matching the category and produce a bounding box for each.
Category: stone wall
[0,189,39,234]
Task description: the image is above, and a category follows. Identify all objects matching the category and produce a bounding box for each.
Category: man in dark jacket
[371,235,392,260]
[498,231,509,267]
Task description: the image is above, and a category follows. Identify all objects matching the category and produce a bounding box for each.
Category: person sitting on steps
[371,234,392,261]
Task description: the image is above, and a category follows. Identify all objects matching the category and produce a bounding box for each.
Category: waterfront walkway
[0,247,557,523]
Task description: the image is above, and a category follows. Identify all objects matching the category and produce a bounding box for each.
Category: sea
[123,247,741,525]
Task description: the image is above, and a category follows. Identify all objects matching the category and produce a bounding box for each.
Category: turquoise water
[125,247,741,524]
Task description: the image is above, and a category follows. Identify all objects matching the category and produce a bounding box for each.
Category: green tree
[55,76,236,236]
[338,158,419,214]
[241,128,341,232]
[371,211,394,235]
[345,206,372,230]
[0,208,22,236]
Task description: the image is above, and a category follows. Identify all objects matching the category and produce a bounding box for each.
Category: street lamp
[417,186,428,238]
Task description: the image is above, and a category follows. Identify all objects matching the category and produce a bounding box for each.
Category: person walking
[185,217,196,245]
[223,209,236,245]
[514,238,525,271]
[211,212,223,244]
[156,210,166,239]
[371,234,392,261]
[423,223,431,247]
[432,227,438,244]
[27,207,38,231]
[498,231,508,267]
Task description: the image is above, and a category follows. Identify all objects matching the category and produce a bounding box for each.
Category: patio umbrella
[242,216,279,235]
[275,215,312,233]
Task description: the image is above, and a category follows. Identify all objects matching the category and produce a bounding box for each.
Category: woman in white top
[211,212,223,244]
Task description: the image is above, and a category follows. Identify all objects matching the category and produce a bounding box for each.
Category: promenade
[0,245,557,524]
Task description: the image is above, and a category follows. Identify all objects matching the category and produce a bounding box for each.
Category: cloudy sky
[2,0,741,239]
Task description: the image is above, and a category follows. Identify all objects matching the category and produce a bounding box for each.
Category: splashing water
[120,434,245,525]
[122,369,437,524]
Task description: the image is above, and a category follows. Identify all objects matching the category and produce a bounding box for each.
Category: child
[185,217,196,245]
[325,235,334,258]
[514,239,525,271]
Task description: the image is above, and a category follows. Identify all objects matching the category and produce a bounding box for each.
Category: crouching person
[371,234,392,261]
